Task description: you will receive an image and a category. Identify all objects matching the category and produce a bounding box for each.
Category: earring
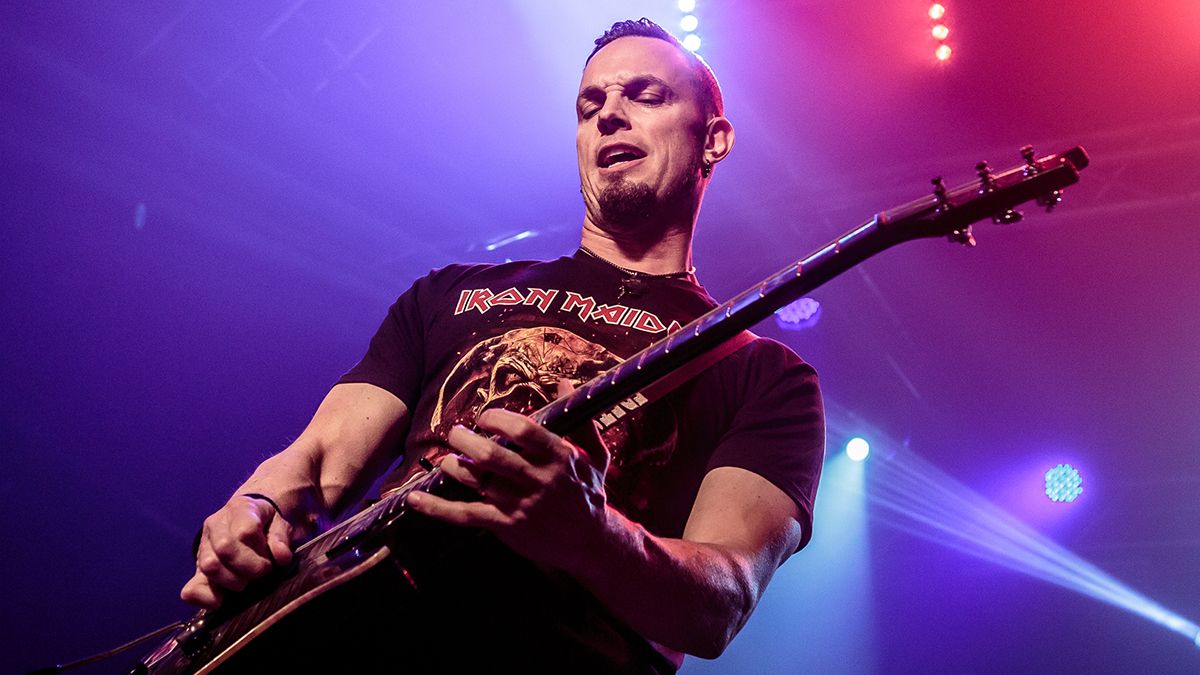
[701,160,712,178]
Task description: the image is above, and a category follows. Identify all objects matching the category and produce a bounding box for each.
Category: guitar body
[143,503,674,674]
[143,540,405,674]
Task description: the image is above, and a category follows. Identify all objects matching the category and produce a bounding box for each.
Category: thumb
[265,510,295,566]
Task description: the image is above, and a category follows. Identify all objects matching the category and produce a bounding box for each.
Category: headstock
[884,145,1090,246]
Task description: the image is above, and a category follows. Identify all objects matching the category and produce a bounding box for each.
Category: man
[182,18,823,673]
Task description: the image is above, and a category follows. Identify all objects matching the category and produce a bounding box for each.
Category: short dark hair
[586,18,724,117]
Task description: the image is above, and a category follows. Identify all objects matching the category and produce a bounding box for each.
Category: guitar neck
[532,214,896,435]
[534,145,1088,435]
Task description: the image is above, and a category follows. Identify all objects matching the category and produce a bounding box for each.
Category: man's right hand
[181,494,295,609]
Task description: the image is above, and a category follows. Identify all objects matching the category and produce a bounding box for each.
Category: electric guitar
[137,145,1089,674]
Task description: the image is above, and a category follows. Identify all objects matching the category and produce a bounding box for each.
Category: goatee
[596,178,658,230]
[596,170,698,232]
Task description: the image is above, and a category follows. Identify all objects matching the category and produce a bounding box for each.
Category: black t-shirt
[334,251,824,671]
[340,250,824,550]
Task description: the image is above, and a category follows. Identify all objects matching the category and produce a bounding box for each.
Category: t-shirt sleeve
[706,339,825,552]
[336,275,434,407]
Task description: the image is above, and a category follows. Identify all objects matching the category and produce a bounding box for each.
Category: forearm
[230,439,327,535]
[571,506,764,659]
[233,383,410,533]
[413,411,801,658]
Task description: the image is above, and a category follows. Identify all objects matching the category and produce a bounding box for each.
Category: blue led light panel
[1045,463,1083,503]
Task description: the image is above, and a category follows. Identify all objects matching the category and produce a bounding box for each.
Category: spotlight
[929,3,946,20]
[678,0,697,12]
[846,437,870,462]
[931,24,949,40]
[1044,463,1083,503]
[935,44,952,61]
[682,33,702,52]
[680,14,699,33]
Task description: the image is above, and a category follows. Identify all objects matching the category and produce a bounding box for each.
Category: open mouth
[598,144,647,169]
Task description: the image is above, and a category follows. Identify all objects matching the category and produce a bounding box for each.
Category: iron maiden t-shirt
[339,249,824,550]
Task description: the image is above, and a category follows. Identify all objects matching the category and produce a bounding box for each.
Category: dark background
[3,1,1198,672]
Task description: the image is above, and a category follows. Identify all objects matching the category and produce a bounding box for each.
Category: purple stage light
[774,297,822,331]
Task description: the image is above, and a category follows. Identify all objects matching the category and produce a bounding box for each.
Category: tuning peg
[931,176,950,211]
[976,161,998,193]
[1038,189,1064,212]
[992,209,1023,224]
[948,226,976,247]
[1020,145,1040,175]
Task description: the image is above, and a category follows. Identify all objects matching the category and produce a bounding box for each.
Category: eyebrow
[577,75,675,104]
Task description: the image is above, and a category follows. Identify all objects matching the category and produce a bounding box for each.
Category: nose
[596,93,631,135]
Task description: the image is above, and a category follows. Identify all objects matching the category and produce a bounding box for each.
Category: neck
[579,218,695,276]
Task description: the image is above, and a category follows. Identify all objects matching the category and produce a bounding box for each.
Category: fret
[642,342,667,369]
[536,398,563,423]
[726,288,760,317]
[701,306,726,332]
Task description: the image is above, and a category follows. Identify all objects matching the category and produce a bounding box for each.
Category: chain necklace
[576,246,696,300]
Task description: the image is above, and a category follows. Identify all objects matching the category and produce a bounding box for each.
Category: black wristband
[191,493,284,561]
[241,492,284,517]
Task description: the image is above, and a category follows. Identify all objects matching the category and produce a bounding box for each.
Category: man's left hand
[406,381,611,573]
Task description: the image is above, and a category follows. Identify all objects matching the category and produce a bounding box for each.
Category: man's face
[576,36,709,232]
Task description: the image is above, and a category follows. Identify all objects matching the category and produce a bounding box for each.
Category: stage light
[774,297,822,331]
[682,33,702,52]
[931,24,949,40]
[846,437,870,462]
[862,435,1200,649]
[680,14,699,33]
[1045,464,1083,503]
[935,44,952,61]
[678,0,697,12]
[929,3,946,20]
[484,229,537,252]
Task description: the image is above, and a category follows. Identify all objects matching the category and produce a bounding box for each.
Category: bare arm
[181,382,409,608]
[409,407,803,658]
[580,466,802,659]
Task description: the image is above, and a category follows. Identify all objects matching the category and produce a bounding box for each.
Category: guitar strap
[641,329,757,402]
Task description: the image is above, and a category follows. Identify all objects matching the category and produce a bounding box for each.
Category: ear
[703,115,735,169]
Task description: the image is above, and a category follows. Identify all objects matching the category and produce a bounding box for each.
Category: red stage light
[929,3,946,20]
[935,44,952,61]
[932,24,949,40]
